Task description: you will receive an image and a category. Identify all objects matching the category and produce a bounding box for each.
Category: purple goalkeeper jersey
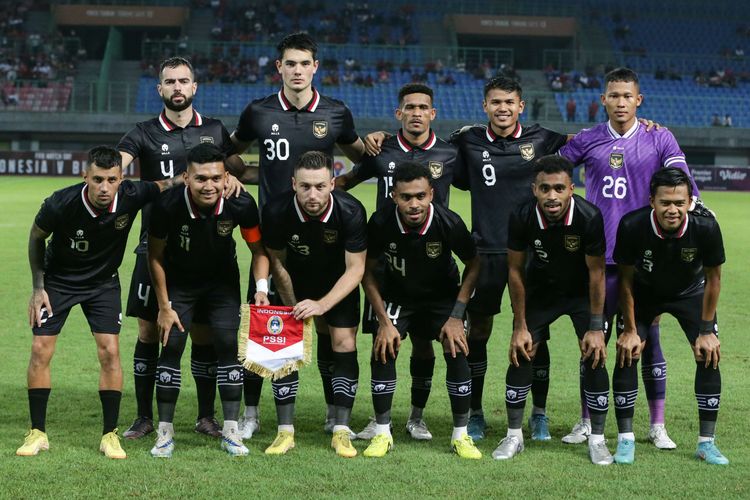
[559,119,699,264]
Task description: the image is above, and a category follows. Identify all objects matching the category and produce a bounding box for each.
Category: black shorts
[299,287,360,329]
[364,298,455,341]
[167,279,241,335]
[33,278,122,336]
[467,252,508,316]
[525,292,592,343]
[633,290,717,344]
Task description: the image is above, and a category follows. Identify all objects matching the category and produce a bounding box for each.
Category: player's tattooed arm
[247,240,270,306]
[267,247,297,306]
[362,131,392,156]
[581,254,607,368]
[147,235,184,345]
[363,257,401,363]
[616,264,644,368]
[153,176,184,191]
[334,171,362,191]
[695,265,721,369]
[507,249,533,366]
[28,223,52,327]
[293,250,366,320]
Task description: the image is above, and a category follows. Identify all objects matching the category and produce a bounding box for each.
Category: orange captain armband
[241,225,261,244]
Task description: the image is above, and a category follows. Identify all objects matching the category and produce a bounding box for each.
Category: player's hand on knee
[224,174,247,198]
[616,330,643,368]
[694,334,721,369]
[28,288,52,328]
[293,299,326,320]
[439,318,468,358]
[373,324,401,363]
[253,291,269,306]
[508,328,533,367]
[363,131,387,156]
[157,307,183,346]
[581,330,607,369]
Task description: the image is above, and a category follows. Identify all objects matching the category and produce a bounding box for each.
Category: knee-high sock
[317,335,336,407]
[583,359,609,435]
[641,324,667,425]
[272,372,299,425]
[133,340,158,419]
[466,338,488,411]
[531,341,550,411]
[578,358,590,419]
[191,343,217,419]
[214,329,243,422]
[155,333,187,423]
[505,357,532,429]
[332,351,358,426]
[613,360,639,433]
[243,370,263,407]
[372,354,398,424]
[410,356,434,410]
[445,352,471,428]
[28,388,51,432]
[695,362,721,438]
[99,390,122,435]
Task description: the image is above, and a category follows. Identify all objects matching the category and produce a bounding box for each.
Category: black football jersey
[451,123,568,253]
[261,190,367,297]
[613,207,726,298]
[508,194,605,296]
[234,87,359,208]
[352,129,458,210]
[367,202,476,305]
[148,187,260,284]
[34,180,160,292]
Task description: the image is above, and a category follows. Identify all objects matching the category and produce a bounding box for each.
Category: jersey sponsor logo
[161,143,170,156]
[388,161,396,171]
[313,120,328,139]
[482,150,490,160]
[114,214,129,230]
[564,235,581,252]
[519,143,535,161]
[199,136,215,144]
[426,241,442,258]
[217,219,233,237]
[681,247,697,262]
[267,315,284,335]
[323,229,338,244]
[609,153,624,169]
[271,123,280,136]
[388,242,397,251]
[428,161,444,179]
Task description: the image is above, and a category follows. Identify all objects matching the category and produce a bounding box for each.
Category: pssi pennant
[238,304,313,379]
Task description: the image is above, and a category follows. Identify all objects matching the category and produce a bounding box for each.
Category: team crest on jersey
[114,214,130,230]
[519,143,535,161]
[681,247,697,262]
[323,229,338,244]
[199,136,214,144]
[428,161,444,179]
[217,220,233,237]
[609,153,624,169]
[426,241,442,258]
[267,315,283,335]
[313,120,328,139]
[564,235,581,252]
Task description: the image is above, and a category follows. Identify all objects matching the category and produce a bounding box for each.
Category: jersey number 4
[263,138,290,161]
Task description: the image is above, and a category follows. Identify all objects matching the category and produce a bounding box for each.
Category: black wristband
[589,314,605,331]
[699,319,716,335]
[450,300,467,320]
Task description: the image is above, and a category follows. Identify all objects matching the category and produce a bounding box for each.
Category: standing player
[147,144,269,458]
[612,168,727,465]
[260,151,366,458]
[449,76,568,440]
[492,156,612,465]
[17,146,178,458]
[119,56,246,440]
[558,67,700,448]
[361,162,482,459]
[230,32,367,439]
[337,82,460,441]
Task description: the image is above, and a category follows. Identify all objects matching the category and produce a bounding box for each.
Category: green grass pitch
[0,177,748,498]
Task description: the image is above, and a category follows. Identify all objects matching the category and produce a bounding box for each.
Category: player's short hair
[87,145,121,170]
[649,167,693,198]
[159,56,194,81]
[294,150,332,175]
[533,155,574,181]
[604,67,639,90]
[393,161,432,186]
[398,83,434,105]
[484,75,523,100]
[277,32,317,60]
[187,143,226,168]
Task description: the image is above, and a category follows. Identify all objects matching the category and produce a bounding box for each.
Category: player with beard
[118,57,249,440]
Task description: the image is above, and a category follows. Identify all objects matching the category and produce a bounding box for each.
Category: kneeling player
[147,143,269,458]
[18,146,177,458]
[612,168,727,465]
[493,156,611,465]
[362,162,481,459]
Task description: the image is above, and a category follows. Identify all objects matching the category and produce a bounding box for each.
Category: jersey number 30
[263,138,290,161]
